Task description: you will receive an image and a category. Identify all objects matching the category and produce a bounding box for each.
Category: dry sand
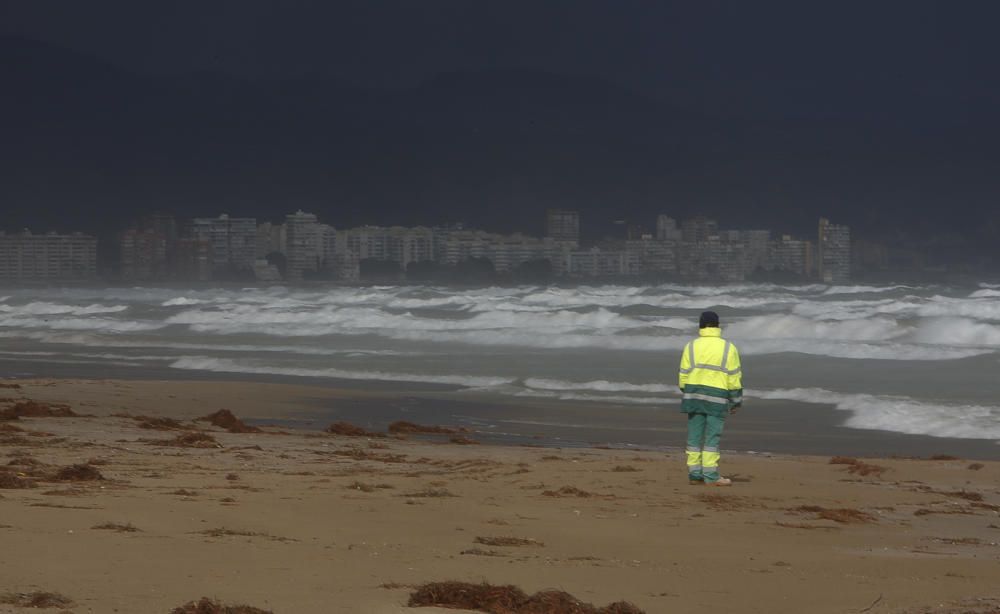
[1,379,999,613]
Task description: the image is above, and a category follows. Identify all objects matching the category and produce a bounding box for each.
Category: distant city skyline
[0,209,873,284]
[2,3,999,268]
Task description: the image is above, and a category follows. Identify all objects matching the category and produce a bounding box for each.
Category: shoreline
[3,372,999,460]
[1,378,999,613]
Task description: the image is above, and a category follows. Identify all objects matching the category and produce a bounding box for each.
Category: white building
[655,215,683,241]
[678,238,745,281]
[624,237,677,274]
[818,218,851,283]
[769,235,814,277]
[681,216,719,243]
[256,222,285,260]
[189,214,257,274]
[284,211,323,281]
[545,209,580,246]
[432,229,565,273]
[336,226,434,269]
[563,247,634,277]
[0,231,98,280]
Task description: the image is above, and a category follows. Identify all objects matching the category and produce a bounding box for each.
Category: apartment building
[0,231,97,280]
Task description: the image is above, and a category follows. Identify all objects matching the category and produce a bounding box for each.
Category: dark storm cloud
[1,1,999,244]
[5,1,996,100]
[4,0,998,124]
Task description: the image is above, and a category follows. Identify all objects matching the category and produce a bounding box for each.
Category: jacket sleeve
[727,344,743,405]
[678,342,691,391]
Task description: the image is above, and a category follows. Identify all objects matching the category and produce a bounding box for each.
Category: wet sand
[2,360,999,459]
[1,378,999,613]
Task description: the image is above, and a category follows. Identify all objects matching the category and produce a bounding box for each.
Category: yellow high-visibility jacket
[678,327,743,417]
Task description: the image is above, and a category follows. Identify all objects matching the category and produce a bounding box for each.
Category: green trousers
[686,412,725,482]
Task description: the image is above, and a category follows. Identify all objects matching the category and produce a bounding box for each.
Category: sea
[1,282,999,451]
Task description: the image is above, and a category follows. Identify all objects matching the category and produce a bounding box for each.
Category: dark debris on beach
[407,581,645,613]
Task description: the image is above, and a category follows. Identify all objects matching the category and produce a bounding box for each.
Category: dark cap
[699,310,720,329]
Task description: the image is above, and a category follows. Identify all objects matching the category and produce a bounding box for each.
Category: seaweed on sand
[92,522,141,532]
[542,486,595,498]
[407,581,645,613]
[827,456,888,477]
[325,421,383,437]
[198,409,262,434]
[53,463,104,482]
[137,416,187,430]
[791,505,876,524]
[147,432,222,448]
[0,469,36,489]
[170,597,273,613]
[0,591,74,609]
[331,448,406,463]
[474,536,544,547]
[388,421,459,435]
[0,400,79,420]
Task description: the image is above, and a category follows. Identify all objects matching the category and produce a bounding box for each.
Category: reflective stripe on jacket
[678,327,743,417]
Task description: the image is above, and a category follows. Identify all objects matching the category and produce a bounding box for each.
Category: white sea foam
[511,386,677,406]
[2,355,148,368]
[517,290,791,310]
[5,312,989,360]
[740,340,990,361]
[4,282,1000,444]
[515,379,1000,440]
[162,297,214,306]
[727,314,908,341]
[0,302,129,316]
[910,318,1000,347]
[0,350,165,362]
[0,330,423,357]
[384,328,688,351]
[0,350,58,357]
[524,378,679,394]
[790,298,918,320]
[552,392,677,405]
[748,387,1000,441]
[516,377,1000,440]
[0,315,164,332]
[168,356,515,388]
[969,289,1000,299]
[821,284,912,295]
[166,305,641,336]
[899,295,1000,321]
[792,294,1000,322]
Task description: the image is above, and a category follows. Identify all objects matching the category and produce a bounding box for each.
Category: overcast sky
[4,1,997,111]
[2,1,999,240]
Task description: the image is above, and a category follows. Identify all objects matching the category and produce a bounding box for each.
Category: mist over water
[1,283,999,442]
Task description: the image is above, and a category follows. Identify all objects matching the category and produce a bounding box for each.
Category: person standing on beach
[679,310,743,486]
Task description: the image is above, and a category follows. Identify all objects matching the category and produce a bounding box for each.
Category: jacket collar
[698,327,722,338]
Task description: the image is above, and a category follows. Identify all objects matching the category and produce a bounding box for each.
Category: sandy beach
[2,378,999,613]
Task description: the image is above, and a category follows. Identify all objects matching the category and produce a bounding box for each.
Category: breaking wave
[523,378,678,394]
[515,378,999,441]
[749,387,1000,441]
[1,282,999,443]
[910,318,1000,347]
[821,284,913,295]
[505,377,1000,441]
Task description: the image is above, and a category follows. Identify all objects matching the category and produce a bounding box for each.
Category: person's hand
[729,404,741,415]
